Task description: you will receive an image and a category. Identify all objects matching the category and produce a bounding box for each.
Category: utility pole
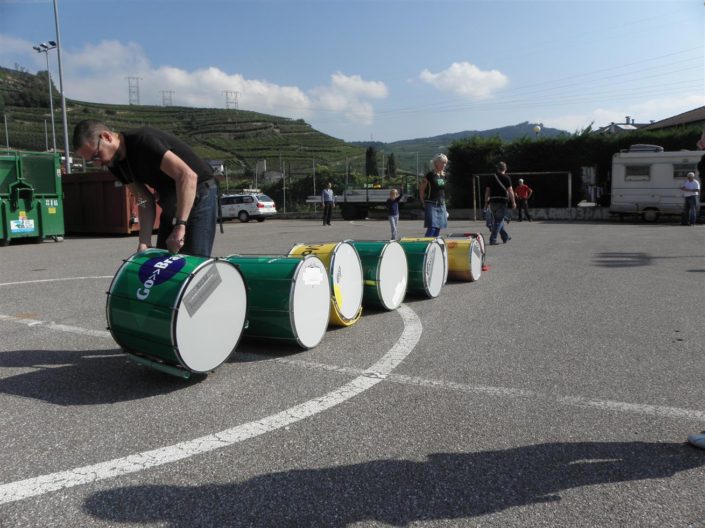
[4,113,9,149]
[52,0,71,173]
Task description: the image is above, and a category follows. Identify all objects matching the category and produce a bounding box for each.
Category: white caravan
[610,145,702,222]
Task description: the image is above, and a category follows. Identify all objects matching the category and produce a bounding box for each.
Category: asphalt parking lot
[1,217,704,527]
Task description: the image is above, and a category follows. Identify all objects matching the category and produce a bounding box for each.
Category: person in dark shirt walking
[484,161,516,245]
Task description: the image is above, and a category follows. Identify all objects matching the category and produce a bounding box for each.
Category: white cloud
[1,35,387,126]
[310,72,388,125]
[419,62,508,99]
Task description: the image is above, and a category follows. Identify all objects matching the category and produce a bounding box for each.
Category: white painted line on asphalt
[0,276,113,287]
[268,357,705,421]
[0,314,111,339]
[3,311,703,423]
[0,304,423,505]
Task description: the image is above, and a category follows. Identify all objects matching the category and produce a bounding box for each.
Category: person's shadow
[84,441,703,526]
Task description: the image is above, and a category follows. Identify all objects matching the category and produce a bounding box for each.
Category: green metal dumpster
[0,150,65,246]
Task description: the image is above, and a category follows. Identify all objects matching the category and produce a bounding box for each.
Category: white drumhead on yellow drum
[378,241,408,310]
[329,241,364,324]
[175,260,247,372]
[469,239,482,281]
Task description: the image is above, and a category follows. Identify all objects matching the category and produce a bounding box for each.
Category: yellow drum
[400,237,448,285]
[445,238,483,282]
[289,241,364,326]
[447,232,486,268]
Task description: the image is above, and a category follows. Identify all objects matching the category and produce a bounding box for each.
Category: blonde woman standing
[418,153,448,237]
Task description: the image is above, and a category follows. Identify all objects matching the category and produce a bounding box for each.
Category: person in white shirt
[680,172,700,226]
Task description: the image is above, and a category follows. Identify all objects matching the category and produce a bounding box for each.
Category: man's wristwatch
[172,218,187,226]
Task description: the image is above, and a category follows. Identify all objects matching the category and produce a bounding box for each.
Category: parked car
[219,193,277,222]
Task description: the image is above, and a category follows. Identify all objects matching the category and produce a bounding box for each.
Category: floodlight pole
[53,0,71,174]
[33,42,57,151]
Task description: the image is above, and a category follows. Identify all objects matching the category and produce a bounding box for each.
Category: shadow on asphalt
[593,252,705,268]
[83,441,703,526]
[0,348,203,404]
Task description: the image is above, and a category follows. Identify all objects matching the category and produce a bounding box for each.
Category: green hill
[0,66,363,181]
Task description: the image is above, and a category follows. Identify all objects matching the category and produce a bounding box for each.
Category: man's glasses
[91,137,102,161]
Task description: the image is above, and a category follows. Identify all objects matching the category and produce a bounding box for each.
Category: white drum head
[175,260,246,372]
[470,239,483,281]
[424,241,445,298]
[291,257,331,349]
[378,241,408,310]
[329,242,364,320]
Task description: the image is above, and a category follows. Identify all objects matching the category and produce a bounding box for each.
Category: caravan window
[625,165,650,182]
[674,164,697,179]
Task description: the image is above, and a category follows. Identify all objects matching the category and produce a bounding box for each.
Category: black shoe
[503,237,511,244]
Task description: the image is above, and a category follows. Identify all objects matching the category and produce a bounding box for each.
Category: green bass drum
[398,239,445,298]
[349,240,408,310]
[106,249,247,377]
[225,255,330,349]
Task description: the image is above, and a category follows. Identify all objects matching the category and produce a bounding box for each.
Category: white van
[610,145,702,222]
[220,193,277,222]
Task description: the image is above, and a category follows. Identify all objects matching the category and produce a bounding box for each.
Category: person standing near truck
[321,181,335,226]
[680,172,700,226]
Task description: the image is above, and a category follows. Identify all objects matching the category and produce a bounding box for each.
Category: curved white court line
[0,276,113,287]
[0,304,422,505]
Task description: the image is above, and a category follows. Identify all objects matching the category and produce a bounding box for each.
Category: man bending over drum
[73,120,218,257]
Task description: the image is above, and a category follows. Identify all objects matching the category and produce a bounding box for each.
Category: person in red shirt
[514,178,533,222]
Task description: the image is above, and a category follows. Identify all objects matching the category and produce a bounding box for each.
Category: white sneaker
[687,433,705,449]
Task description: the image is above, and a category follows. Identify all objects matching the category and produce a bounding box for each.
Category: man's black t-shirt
[486,172,512,202]
[109,127,213,194]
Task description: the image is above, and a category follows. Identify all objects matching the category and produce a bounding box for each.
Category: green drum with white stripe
[349,240,408,310]
[398,239,445,298]
[225,255,330,349]
[106,249,247,376]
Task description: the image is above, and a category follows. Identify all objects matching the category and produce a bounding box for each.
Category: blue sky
[1,0,703,142]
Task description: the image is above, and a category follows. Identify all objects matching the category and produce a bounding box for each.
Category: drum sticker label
[182,265,222,317]
[302,265,324,286]
[136,255,186,301]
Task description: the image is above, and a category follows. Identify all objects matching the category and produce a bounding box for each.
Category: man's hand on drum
[167,225,186,253]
